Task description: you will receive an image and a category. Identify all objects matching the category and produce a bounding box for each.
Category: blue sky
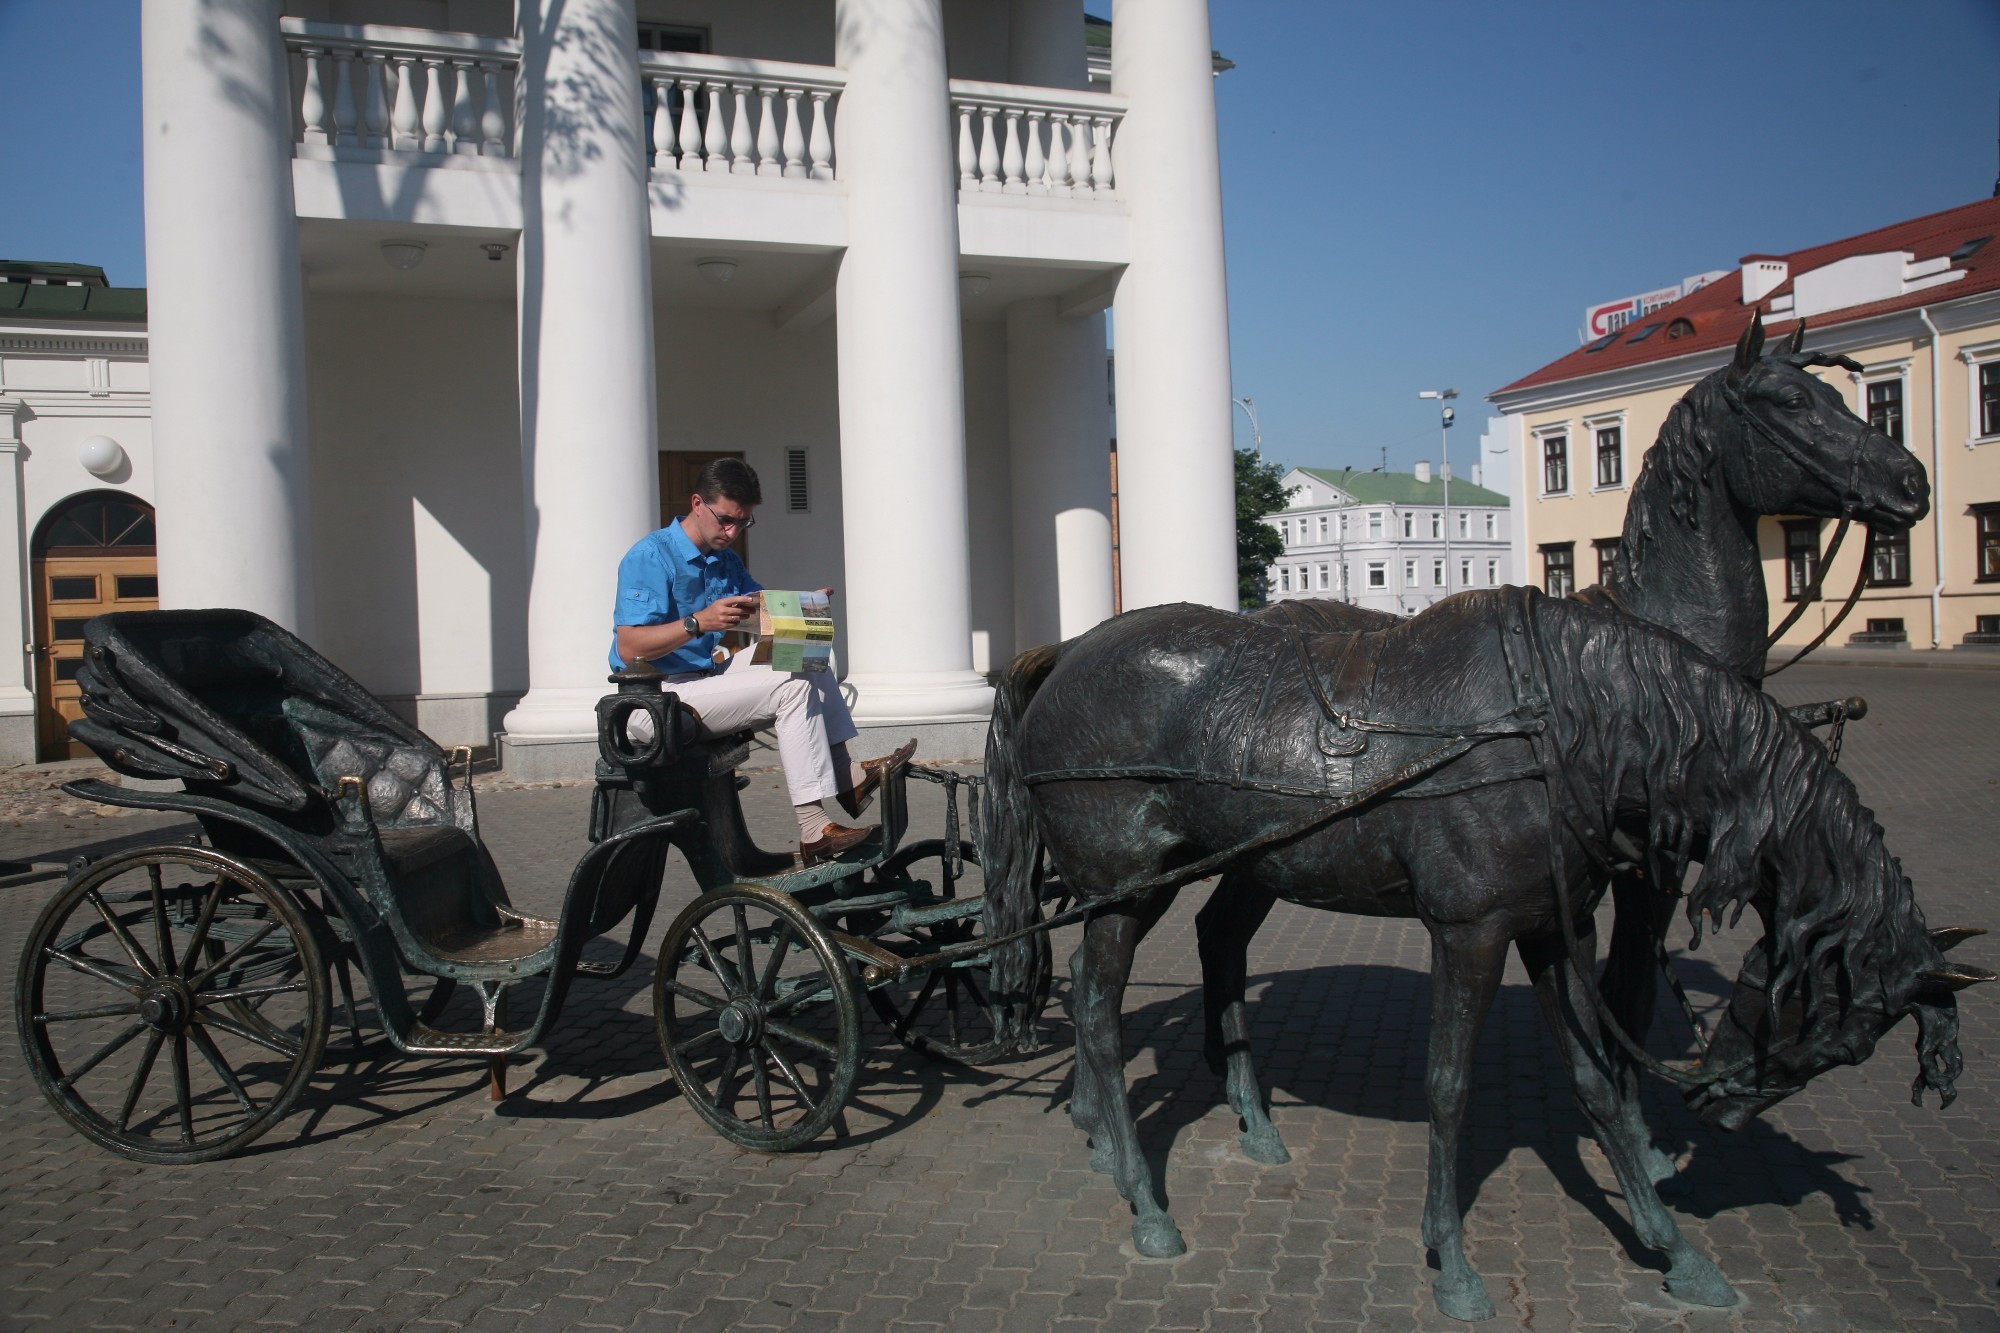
[3,0,1997,485]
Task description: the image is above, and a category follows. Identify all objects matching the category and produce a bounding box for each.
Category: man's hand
[699,594,758,632]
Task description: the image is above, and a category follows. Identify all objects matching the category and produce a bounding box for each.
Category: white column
[501,0,658,760]
[0,409,34,764]
[1108,0,1236,610]
[1006,299,1114,650]
[1008,0,1089,89]
[833,0,991,722]
[141,0,314,632]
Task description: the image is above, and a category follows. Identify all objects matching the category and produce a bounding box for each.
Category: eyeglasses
[699,497,756,531]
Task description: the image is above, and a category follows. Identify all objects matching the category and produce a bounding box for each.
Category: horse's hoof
[1664,1255,1739,1308]
[1433,1273,1497,1323]
[1132,1215,1186,1259]
[1239,1126,1291,1165]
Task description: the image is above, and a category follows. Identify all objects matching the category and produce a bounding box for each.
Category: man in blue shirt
[612,458,909,863]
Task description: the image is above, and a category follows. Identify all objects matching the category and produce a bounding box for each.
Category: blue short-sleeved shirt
[610,519,762,673]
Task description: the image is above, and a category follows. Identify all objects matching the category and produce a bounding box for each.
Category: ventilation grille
[785,448,810,513]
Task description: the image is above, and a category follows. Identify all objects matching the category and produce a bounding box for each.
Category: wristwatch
[682,613,701,637]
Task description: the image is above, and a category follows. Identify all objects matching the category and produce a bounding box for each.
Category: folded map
[750,590,835,674]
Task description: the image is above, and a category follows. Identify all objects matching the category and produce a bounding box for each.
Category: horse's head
[1684,920,1991,1132]
[1711,315,1929,533]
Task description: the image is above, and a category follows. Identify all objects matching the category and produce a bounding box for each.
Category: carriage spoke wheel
[860,840,1052,1065]
[655,884,861,1151]
[16,847,329,1164]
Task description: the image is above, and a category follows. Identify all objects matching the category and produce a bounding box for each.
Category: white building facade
[82,0,1241,777]
[1264,465,1513,616]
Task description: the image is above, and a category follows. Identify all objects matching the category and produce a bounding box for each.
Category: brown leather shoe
[838,738,918,819]
[801,821,881,865]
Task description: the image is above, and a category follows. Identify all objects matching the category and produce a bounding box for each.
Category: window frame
[1485,558,1499,586]
[1958,342,2000,446]
[1592,536,1622,586]
[1975,504,2000,583]
[1537,429,1570,496]
[1367,511,1383,539]
[1861,370,1906,447]
[1540,542,1575,598]
[1586,414,1625,490]
[1366,561,1387,589]
[1866,526,1911,588]
[1403,558,1418,587]
[1783,518,1824,602]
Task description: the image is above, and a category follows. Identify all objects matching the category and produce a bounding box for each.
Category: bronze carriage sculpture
[15,608,1048,1163]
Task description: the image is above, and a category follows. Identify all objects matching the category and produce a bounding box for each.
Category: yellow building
[1491,196,2000,653]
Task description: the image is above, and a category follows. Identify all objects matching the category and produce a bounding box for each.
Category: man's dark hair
[693,457,762,507]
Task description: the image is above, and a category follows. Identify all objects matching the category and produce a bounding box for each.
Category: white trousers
[632,660,858,805]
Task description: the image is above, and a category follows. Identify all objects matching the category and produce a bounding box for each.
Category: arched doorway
[31,491,158,760]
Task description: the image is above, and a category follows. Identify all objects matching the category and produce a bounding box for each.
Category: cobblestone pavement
[3,663,1997,1331]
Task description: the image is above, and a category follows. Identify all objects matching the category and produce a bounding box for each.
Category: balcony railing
[279,21,1123,202]
[638,52,842,180]
[282,20,520,165]
[949,80,1124,197]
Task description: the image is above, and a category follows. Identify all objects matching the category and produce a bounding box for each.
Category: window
[1486,558,1499,586]
[1277,519,1290,546]
[1866,527,1910,586]
[1367,561,1386,588]
[1402,512,1414,538]
[1338,513,1349,538]
[1982,363,2000,439]
[1367,512,1383,539]
[1457,511,1469,539]
[1432,559,1445,587]
[1316,563,1330,590]
[1543,435,1569,494]
[1540,543,1574,598]
[1404,559,1417,586]
[1459,557,1472,586]
[1430,513,1442,538]
[1866,379,1904,446]
[1298,565,1310,590]
[1863,617,1906,636]
[1317,515,1329,542]
[1484,513,1496,539]
[1279,567,1292,592]
[1594,425,1623,488]
[1784,519,1823,601]
[1592,536,1622,586]
[1977,504,2000,582]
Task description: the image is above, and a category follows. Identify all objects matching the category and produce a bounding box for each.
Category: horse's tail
[982,641,1063,1052]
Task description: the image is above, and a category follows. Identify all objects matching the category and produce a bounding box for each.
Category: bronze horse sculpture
[1225,313,1932,1181]
[981,590,1983,1321]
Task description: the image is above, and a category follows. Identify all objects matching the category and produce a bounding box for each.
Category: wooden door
[30,492,159,760]
[660,450,748,567]
[34,556,159,759]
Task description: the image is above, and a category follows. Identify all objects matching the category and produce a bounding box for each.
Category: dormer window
[1666,318,1695,339]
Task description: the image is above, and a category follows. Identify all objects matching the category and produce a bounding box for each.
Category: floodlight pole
[1231,396,1262,458]
[1420,389,1459,605]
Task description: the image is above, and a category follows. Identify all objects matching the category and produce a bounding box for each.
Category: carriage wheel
[860,840,1052,1065]
[655,884,861,1151]
[15,847,329,1164]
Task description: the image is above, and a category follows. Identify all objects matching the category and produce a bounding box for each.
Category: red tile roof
[1496,195,2000,396]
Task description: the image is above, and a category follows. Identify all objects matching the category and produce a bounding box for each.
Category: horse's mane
[1613,372,1726,598]
[1524,594,1928,1013]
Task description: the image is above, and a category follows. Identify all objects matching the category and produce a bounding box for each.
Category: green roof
[1296,467,1507,508]
[1083,13,1233,71]
[0,281,147,323]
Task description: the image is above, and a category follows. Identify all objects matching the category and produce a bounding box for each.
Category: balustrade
[284,20,517,161]
[282,20,1123,205]
[639,52,841,180]
[949,80,1123,197]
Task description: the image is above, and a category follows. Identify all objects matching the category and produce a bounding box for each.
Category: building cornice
[0,332,149,357]
[1490,287,2000,415]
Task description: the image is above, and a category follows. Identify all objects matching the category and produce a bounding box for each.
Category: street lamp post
[1419,389,1459,605]
[1231,396,1262,458]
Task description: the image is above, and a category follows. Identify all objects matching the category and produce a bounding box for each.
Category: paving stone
[2,666,1996,1331]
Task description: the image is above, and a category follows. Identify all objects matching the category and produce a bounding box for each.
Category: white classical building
[1264,465,1513,616]
[4,0,1239,774]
